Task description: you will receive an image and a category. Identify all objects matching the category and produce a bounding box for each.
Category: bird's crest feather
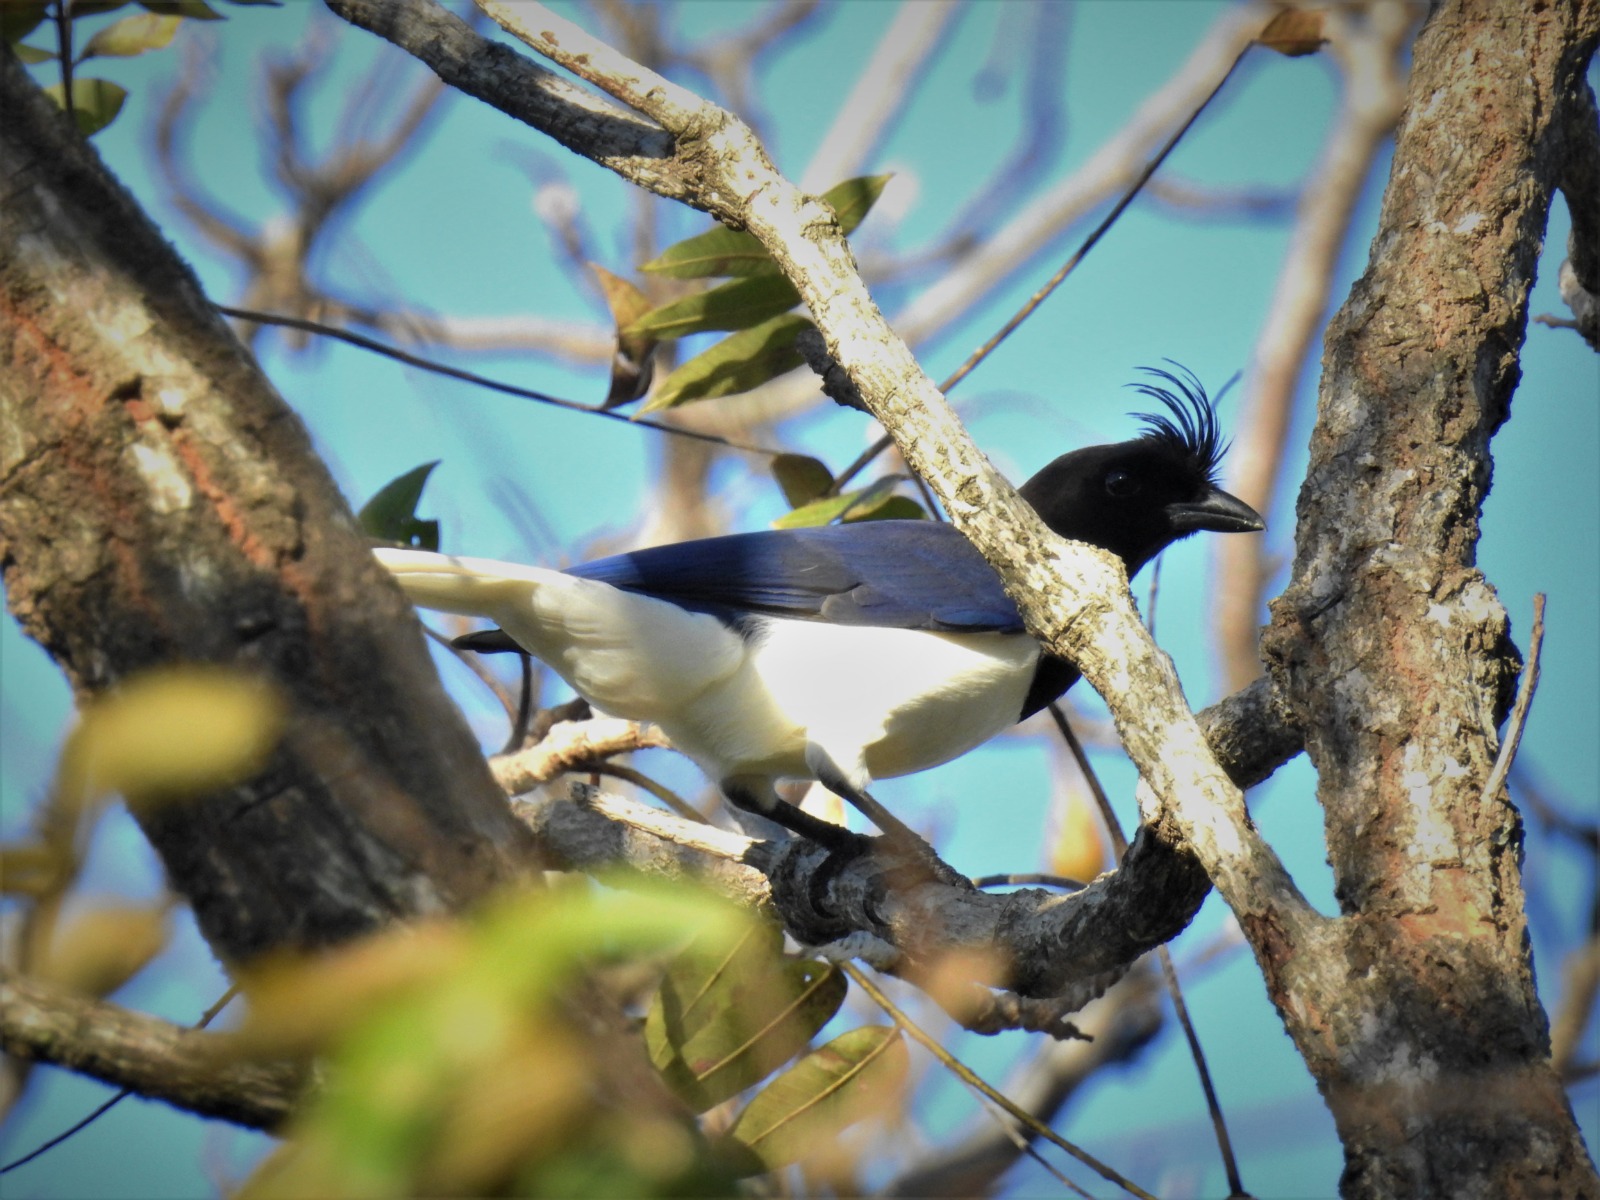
[1126,361,1231,481]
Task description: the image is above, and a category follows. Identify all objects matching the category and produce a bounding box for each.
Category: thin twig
[53,0,72,108]
[829,43,1250,495]
[213,305,785,457]
[1048,703,1246,1195]
[588,762,707,824]
[843,963,1155,1200]
[1481,593,1546,805]
[940,48,1251,400]
[422,624,521,726]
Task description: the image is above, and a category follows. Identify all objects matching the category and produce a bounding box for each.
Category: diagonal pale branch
[473,0,1322,945]
[796,0,959,193]
[328,0,1322,976]
[891,2,1273,347]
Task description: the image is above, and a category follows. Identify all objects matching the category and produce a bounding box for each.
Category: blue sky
[2,3,1596,1197]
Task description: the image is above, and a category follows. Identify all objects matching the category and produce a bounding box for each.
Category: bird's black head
[1017,365,1264,575]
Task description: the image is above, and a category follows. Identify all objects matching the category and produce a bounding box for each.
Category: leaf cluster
[226,886,905,1197]
[5,0,279,136]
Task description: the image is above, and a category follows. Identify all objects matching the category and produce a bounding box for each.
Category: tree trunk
[1259,2,1600,1195]
[0,50,534,963]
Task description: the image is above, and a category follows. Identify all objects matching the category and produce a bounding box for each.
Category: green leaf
[11,41,53,62]
[638,225,782,281]
[71,2,134,17]
[625,274,800,341]
[646,921,847,1114]
[822,173,893,236]
[722,1026,908,1174]
[639,174,893,280]
[851,495,926,522]
[770,476,916,529]
[1,1,48,43]
[770,454,833,509]
[640,314,810,413]
[79,11,181,59]
[218,0,283,5]
[137,0,223,18]
[42,78,128,137]
[359,461,441,551]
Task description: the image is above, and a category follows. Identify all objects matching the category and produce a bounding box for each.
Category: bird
[374,367,1263,852]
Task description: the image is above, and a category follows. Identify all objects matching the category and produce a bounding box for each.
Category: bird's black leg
[803,751,970,890]
[719,780,872,855]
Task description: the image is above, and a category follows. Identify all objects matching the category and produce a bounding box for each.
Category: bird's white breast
[739,616,1040,782]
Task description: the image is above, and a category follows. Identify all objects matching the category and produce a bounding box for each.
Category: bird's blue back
[567,520,1025,633]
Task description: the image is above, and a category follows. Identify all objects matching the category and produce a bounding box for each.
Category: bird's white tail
[373,547,563,620]
[373,545,749,720]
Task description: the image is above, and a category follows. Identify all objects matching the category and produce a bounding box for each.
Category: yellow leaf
[1048,785,1109,886]
[60,665,286,811]
[1257,8,1326,57]
[36,903,170,997]
[230,920,468,1059]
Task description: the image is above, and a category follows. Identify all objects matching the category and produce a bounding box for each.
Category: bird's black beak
[1168,487,1265,534]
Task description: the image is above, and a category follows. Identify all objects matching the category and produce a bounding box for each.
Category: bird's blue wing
[567,521,1024,632]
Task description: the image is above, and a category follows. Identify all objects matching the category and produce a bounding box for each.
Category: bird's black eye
[1104,469,1140,498]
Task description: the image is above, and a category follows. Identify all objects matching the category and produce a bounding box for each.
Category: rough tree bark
[0,50,535,963]
[1257,2,1600,1196]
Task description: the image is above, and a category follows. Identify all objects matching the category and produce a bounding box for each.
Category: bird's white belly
[719,617,1039,782]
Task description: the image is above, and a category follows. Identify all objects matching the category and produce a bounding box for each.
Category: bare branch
[891,4,1270,347]
[489,717,672,795]
[0,970,301,1130]
[677,0,821,141]
[327,0,684,194]
[797,0,958,193]
[1215,3,1414,693]
[1550,934,1600,1073]
[883,967,1163,1198]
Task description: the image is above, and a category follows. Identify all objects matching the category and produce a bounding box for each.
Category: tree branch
[514,677,1303,1008]
[0,969,300,1130]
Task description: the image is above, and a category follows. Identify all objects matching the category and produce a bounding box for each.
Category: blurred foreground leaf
[35,903,170,998]
[60,665,286,811]
[239,884,752,1199]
